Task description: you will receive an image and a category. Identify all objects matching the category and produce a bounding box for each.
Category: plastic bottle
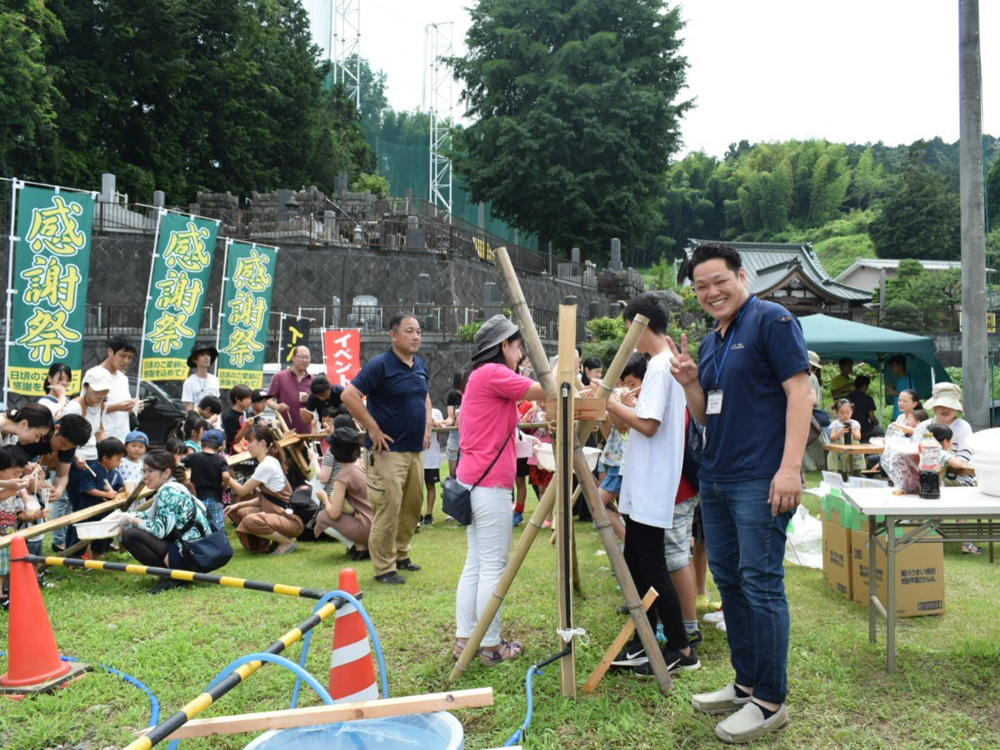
[918,432,941,500]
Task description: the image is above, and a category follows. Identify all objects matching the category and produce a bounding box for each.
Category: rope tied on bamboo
[556,627,589,646]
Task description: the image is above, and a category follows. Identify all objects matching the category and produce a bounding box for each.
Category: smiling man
[667,243,812,744]
[341,313,433,584]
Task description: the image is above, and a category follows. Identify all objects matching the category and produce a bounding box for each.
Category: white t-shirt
[422,408,443,468]
[252,456,288,493]
[119,457,144,486]
[618,351,686,530]
[103,368,133,442]
[915,417,975,461]
[63,399,105,460]
[183,373,220,408]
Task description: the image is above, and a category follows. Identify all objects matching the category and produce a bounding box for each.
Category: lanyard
[712,296,756,388]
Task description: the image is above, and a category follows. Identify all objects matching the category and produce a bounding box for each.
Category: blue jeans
[700,479,791,705]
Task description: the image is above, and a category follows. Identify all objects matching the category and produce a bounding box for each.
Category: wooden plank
[582,588,658,693]
[135,688,494,740]
[0,496,132,550]
[556,303,578,700]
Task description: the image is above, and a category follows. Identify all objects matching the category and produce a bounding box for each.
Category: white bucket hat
[924,382,963,412]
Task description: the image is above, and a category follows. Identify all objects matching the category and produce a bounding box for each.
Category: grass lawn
[2,479,999,749]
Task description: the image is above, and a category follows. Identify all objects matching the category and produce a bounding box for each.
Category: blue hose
[505,665,542,747]
[290,589,390,708]
[0,650,160,727]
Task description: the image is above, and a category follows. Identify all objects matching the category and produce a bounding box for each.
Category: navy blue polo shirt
[697,297,810,482]
[351,349,429,452]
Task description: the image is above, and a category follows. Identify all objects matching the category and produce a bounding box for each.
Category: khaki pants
[367,450,424,576]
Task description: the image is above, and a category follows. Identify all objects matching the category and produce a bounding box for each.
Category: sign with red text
[323,329,361,387]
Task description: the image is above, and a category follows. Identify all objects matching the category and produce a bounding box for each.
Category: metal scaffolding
[333,0,361,108]
[427,21,454,221]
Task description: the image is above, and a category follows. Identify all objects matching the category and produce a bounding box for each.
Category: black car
[127,376,186,446]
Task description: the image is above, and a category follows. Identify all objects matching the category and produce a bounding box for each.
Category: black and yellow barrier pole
[125,599,342,750]
[17,555,334,601]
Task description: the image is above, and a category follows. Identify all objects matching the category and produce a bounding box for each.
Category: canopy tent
[798,314,951,409]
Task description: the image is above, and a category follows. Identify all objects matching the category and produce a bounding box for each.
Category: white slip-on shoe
[715,620,727,632]
[703,609,725,624]
[714,702,789,744]
[691,683,752,714]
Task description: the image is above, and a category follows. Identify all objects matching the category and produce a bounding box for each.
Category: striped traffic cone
[329,567,378,702]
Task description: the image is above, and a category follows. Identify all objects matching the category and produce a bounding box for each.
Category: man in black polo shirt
[342,313,433,584]
[667,243,812,743]
[846,375,882,442]
[21,415,93,552]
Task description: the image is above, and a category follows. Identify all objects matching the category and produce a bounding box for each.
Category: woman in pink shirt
[454,316,545,665]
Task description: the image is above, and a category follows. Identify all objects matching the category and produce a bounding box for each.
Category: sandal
[962,543,982,555]
[453,638,469,660]
[479,639,524,666]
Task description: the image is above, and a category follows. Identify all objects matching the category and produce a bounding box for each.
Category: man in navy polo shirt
[342,313,433,584]
[667,243,812,743]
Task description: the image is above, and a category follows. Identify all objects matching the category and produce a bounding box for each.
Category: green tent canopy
[798,313,950,407]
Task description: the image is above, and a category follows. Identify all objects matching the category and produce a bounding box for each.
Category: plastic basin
[74,518,120,540]
[535,444,601,473]
[244,712,464,750]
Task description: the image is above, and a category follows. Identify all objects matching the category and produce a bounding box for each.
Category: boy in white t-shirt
[604,292,698,675]
[421,409,445,525]
[119,430,148,488]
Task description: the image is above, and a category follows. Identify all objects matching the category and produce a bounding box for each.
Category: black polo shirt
[351,349,429,452]
[21,435,75,465]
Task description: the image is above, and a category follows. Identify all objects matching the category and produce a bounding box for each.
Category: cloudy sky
[304,0,999,158]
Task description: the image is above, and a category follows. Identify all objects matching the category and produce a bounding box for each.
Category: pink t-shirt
[456,363,534,489]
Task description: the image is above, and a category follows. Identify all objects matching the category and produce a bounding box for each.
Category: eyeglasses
[293,355,310,360]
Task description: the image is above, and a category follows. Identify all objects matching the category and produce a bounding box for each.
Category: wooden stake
[556,303,578,699]
[583,588,658,693]
[134,688,495,740]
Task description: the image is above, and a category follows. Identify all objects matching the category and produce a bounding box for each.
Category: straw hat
[924,382,963,412]
[808,351,821,370]
[471,315,519,364]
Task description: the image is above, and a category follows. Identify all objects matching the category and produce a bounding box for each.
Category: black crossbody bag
[441,433,513,526]
[168,508,234,573]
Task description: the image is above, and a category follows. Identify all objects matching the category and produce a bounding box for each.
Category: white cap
[82,366,113,392]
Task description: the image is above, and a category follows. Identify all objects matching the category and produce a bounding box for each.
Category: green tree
[882,258,961,308]
[450,0,690,259]
[868,155,960,260]
[0,0,63,178]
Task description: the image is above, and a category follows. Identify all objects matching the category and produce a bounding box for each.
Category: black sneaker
[375,571,406,584]
[635,648,701,676]
[611,641,648,668]
[397,558,422,571]
[687,629,704,649]
[0,593,8,611]
[422,515,434,526]
[149,579,189,596]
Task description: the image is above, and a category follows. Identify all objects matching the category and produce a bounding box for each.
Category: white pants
[455,484,514,647]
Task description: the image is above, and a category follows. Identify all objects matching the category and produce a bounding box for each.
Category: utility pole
[959,0,989,429]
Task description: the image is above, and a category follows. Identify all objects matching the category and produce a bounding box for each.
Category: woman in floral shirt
[121,449,211,594]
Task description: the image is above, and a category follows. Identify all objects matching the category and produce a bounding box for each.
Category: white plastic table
[842,486,1000,672]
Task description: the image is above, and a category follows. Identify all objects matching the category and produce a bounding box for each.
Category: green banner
[140,211,219,381]
[8,184,95,396]
[217,240,278,390]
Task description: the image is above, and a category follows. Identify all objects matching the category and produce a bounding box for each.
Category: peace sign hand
[666,334,699,386]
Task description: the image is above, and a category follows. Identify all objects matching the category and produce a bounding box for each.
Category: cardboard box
[850,529,945,617]
[822,517,852,599]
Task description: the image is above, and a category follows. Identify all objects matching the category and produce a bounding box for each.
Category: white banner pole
[3,179,22,407]
[135,208,166,399]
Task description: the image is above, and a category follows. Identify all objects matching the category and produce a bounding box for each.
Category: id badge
[706,390,723,415]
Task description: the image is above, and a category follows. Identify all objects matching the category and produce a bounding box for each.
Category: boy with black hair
[303,375,344,427]
[72,437,127,559]
[182,429,231,531]
[847,375,881,442]
[197,395,224,428]
[605,292,699,676]
[223,385,252,453]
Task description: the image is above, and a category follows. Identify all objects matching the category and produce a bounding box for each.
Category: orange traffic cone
[329,567,378,702]
[1,538,89,698]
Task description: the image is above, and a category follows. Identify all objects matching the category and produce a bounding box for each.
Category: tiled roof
[684,239,872,304]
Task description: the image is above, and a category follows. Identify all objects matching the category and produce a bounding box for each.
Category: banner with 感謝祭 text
[217,240,279,390]
[140,211,219,381]
[7,184,95,396]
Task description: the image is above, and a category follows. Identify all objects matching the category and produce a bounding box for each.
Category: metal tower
[333,0,361,108]
[427,22,454,219]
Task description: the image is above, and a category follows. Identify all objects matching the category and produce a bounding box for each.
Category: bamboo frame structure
[449,247,674,694]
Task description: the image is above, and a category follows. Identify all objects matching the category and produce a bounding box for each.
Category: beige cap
[82,366,113,392]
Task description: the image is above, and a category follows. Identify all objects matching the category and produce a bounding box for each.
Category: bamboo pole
[451,248,673,693]
[555,304,578,698]
[138,689,494,740]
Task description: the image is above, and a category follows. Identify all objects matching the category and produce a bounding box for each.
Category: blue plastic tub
[244,711,464,749]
